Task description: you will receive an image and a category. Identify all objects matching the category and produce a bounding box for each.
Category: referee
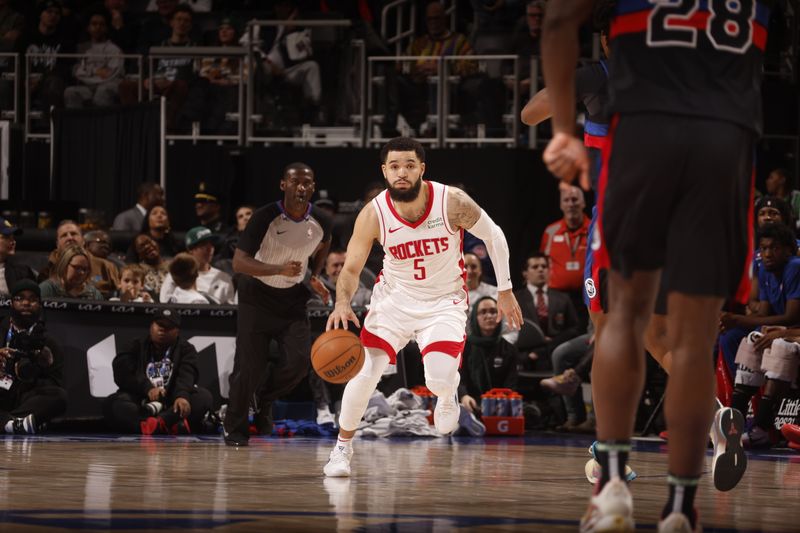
[223,162,331,446]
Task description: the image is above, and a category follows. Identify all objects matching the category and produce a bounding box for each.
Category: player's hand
[496,290,522,330]
[173,397,191,417]
[278,261,302,277]
[543,132,590,191]
[719,312,741,332]
[326,303,360,331]
[310,275,331,305]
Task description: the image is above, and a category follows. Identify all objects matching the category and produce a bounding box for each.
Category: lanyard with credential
[563,230,583,260]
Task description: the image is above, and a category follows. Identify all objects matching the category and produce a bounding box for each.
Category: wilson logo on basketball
[323,355,357,378]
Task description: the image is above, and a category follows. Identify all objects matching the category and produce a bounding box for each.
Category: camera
[5,322,50,383]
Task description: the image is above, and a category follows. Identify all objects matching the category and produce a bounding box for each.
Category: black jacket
[0,317,64,395]
[2,257,36,296]
[514,286,580,344]
[112,336,199,401]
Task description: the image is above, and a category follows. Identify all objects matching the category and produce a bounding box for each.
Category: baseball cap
[185,226,216,249]
[193,182,220,203]
[0,217,21,237]
[153,307,181,328]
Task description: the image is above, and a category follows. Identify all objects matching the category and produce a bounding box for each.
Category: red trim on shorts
[734,168,755,305]
[360,326,397,364]
[385,181,434,229]
[421,337,466,359]
[594,114,618,291]
[584,133,608,150]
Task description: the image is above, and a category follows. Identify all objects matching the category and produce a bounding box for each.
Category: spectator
[125,205,182,263]
[131,4,196,129]
[19,0,75,117]
[84,229,125,269]
[112,182,164,231]
[0,0,24,52]
[165,252,209,304]
[64,7,123,108]
[513,252,580,370]
[104,0,137,52]
[193,182,228,233]
[764,168,800,229]
[195,16,243,133]
[40,220,119,298]
[399,1,476,132]
[219,204,254,260]
[146,0,211,12]
[0,280,67,434]
[308,249,371,307]
[111,264,153,302]
[39,244,104,300]
[0,218,36,297]
[253,0,323,124]
[464,251,496,308]
[470,0,525,34]
[160,226,234,304]
[103,308,213,434]
[458,296,518,414]
[137,0,178,52]
[511,0,545,94]
[132,234,170,297]
[540,185,590,323]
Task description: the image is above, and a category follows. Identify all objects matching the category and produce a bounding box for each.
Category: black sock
[662,474,699,528]
[754,394,777,431]
[595,440,631,489]
[731,384,758,415]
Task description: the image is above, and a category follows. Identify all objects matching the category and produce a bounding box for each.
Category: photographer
[0,280,67,434]
[103,308,212,435]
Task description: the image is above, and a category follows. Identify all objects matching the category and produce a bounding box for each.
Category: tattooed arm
[447,187,522,329]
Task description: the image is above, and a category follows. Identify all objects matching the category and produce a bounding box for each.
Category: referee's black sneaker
[223,428,249,447]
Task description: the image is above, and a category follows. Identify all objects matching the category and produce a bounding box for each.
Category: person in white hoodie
[160,226,234,304]
[64,7,123,108]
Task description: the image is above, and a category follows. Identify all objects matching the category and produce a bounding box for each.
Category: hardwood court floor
[0,433,797,532]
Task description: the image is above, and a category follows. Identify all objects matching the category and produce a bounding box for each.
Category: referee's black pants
[224,278,312,436]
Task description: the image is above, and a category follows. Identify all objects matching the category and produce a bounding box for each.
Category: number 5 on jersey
[413,258,427,280]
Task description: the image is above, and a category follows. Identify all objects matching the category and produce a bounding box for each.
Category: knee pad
[424,352,460,397]
[762,338,800,383]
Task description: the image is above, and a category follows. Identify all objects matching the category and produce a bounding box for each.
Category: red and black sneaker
[140,417,168,435]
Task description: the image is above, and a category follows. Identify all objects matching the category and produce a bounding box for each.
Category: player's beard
[386,177,422,203]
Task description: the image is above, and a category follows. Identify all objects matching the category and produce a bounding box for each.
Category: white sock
[4,420,13,433]
[336,436,353,450]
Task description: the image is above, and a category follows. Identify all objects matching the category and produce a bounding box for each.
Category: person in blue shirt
[722,223,800,447]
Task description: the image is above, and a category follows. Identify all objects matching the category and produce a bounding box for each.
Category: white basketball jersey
[372,180,465,300]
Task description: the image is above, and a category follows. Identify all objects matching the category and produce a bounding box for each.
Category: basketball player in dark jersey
[542,0,770,531]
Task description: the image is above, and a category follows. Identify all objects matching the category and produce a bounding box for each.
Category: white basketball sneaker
[434,392,460,435]
[658,512,701,533]
[710,407,747,492]
[580,479,635,532]
[323,443,353,477]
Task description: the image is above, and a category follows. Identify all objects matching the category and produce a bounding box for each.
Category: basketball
[311,329,365,384]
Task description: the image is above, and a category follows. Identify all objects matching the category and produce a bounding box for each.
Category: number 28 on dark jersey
[608,0,772,135]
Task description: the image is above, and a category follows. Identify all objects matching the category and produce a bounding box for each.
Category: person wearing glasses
[39,245,104,300]
[0,217,36,298]
[0,279,67,434]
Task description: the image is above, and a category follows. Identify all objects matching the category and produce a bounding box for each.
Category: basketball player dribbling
[322,137,523,477]
[523,0,746,495]
[542,0,771,531]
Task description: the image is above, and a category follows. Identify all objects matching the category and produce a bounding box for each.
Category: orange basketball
[311,329,365,384]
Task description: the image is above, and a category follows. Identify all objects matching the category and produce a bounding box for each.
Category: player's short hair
[525,251,550,269]
[758,222,798,255]
[169,253,199,289]
[380,137,425,164]
[283,162,314,179]
[593,0,616,36]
